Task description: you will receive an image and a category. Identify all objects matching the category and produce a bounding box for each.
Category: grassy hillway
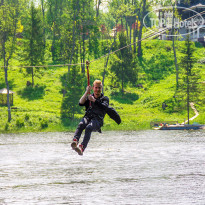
[0,40,204,133]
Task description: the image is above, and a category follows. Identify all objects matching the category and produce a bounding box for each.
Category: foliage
[0,38,204,133]
[0,0,22,122]
[89,27,100,59]
[175,35,200,110]
[61,66,85,121]
[23,2,45,86]
[0,0,204,132]
[16,20,24,33]
[16,118,24,128]
[40,118,48,129]
[110,32,138,93]
[17,84,46,100]
[46,0,66,62]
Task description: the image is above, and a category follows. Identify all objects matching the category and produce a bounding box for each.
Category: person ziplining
[71,61,121,156]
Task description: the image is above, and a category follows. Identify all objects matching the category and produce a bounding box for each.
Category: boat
[152,103,205,130]
[155,123,205,130]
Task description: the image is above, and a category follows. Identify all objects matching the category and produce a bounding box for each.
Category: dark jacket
[79,93,109,124]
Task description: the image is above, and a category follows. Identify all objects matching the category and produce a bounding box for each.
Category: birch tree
[0,0,20,122]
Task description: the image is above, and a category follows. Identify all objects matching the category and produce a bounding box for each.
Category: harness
[84,94,105,121]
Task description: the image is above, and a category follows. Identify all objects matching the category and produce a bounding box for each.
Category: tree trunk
[187,75,189,124]
[4,66,11,122]
[137,0,146,57]
[41,0,46,48]
[102,40,115,93]
[172,37,179,89]
[121,62,124,94]
[2,35,11,122]
[172,6,179,90]
[32,67,34,87]
[129,23,132,51]
[125,19,129,39]
[133,18,138,53]
[80,40,82,70]
[82,1,85,73]
[68,18,76,77]
[82,34,85,73]
[114,19,118,43]
[68,4,81,76]
[1,0,19,122]
[121,18,123,31]
[96,0,101,18]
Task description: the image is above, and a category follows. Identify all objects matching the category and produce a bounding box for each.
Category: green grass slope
[0,40,204,133]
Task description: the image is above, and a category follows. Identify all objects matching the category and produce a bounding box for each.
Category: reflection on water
[0,130,205,205]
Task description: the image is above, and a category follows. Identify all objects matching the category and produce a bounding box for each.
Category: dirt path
[181,102,199,124]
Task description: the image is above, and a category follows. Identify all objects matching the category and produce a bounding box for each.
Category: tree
[46,0,66,63]
[95,0,101,18]
[178,35,199,124]
[152,0,180,88]
[171,5,179,90]
[40,0,46,48]
[108,0,135,46]
[137,0,146,57]
[61,66,84,120]
[59,0,76,69]
[110,32,138,94]
[0,0,20,122]
[132,0,140,53]
[23,1,45,87]
[79,0,96,73]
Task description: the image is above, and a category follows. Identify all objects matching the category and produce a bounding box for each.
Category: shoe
[71,138,78,150]
[74,144,84,156]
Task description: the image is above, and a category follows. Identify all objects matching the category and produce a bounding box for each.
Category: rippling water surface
[0,130,205,205]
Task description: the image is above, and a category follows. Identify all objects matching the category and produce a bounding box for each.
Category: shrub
[4,123,9,131]
[16,118,24,128]
[40,119,48,129]
[25,114,30,121]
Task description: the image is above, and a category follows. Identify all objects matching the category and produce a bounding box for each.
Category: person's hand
[86,85,92,94]
[88,95,96,102]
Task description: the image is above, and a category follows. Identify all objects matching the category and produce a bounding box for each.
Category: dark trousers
[74,117,102,150]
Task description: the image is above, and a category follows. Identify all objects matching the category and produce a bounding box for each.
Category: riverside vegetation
[0,39,204,133]
[0,0,204,133]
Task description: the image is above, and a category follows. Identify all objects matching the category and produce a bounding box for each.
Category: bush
[25,114,30,121]
[40,119,48,129]
[4,123,9,131]
[16,118,24,128]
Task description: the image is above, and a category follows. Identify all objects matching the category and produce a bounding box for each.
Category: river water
[0,130,205,205]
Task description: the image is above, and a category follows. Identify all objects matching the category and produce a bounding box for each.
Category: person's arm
[95,96,109,110]
[79,85,92,105]
[88,95,109,110]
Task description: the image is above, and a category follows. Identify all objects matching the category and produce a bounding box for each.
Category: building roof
[0,88,14,94]
[177,0,205,7]
[189,3,205,9]
[182,3,205,13]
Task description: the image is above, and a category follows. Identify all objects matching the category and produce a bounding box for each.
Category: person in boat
[71,80,109,155]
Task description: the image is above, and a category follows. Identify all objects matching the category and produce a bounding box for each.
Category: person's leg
[81,119,102,150]
[73,117,89,141]
[71,118,89,150]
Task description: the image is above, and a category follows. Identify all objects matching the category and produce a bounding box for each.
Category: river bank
[0,120,149,134]
[1,40,204,133]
